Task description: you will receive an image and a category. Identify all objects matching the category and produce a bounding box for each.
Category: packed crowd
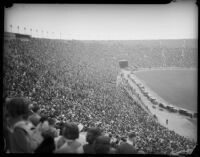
[79,40,197,68]
[3,38,197,154]
[4,97,143,153]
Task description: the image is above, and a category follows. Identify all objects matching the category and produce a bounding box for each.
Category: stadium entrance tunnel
[119,60,128,69]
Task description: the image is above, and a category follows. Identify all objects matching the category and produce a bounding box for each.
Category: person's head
[94,136,111,154]
[42,129,56,139]
[121,137,127,142]
[39,115,48,123]
[31,103,40,113]
[86,127,102,144]
[127,132,136,143]
[57,121,65,135]
[38,115,49,130]
[62,122,79,140]
[5,97,30,120]
[48,118,56,127]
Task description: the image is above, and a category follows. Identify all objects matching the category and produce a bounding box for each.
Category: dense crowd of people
[80,40,197,68]
[3,37,197,154]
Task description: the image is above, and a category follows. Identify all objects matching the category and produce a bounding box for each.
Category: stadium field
[135,69,197,112]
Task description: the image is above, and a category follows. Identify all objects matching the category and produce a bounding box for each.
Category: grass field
[135,69,197,112]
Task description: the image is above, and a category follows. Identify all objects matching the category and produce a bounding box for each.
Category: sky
[4,1,198,40]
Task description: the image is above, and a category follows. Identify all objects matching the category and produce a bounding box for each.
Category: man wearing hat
[116,132,137,154]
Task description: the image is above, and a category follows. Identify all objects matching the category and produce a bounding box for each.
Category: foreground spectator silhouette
[94,135,117,154]
[83,127,102,154]
[5,97,34,153]
[30,116,50,150]
[34,129,56,153]
[47,118,59,138]
[28,103,41,127]
[117,132,137,154]
[54,122,84,153]
[3,97,11,152]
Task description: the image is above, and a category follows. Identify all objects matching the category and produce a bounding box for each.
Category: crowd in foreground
[3,38,197,154]
[3,97,144,154]
[3,97,198,155]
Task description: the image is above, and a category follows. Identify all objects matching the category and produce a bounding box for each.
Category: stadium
[3,31,197,154]
[3,3,198,155]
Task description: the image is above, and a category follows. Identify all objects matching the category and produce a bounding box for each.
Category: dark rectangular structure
[119,60,128,69]
[15,33,31,41]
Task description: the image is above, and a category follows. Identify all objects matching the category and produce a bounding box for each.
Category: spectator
[5,97,34,153]
[117,132,137,154]
[54,134,65,151]
[30,115,49,151]
[54,122,83,153]
[3,37,197,155]
[3,97,11,153]
[55,121,65,135]
[118,137,127,145]
[34,130,56,153]
[83,127,102,154]
[28,103,41,127]
[94,135,117,154]
[47,118,59,138]
[76,124,87,146]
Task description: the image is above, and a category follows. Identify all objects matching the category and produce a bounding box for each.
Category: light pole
[36,29,38,38]
[17,26,20,34]
[10,24,12,33]
[52,32,54,39]
[41,30,43,38]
